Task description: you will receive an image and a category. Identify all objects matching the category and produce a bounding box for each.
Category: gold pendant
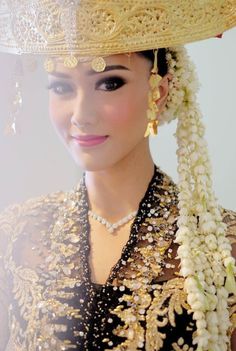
[64,55,78,68]
[91,57,106,72]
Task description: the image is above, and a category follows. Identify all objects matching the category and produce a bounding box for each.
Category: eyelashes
[46,81,73,95]
[46,76,126,96]
[95,76,126,91]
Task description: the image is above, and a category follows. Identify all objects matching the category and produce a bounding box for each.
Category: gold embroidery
[0,170,235,350]
[109,284,151,350]
[146,279,189,351]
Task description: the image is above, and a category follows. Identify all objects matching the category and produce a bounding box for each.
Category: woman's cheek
[48,100,68,137]
[101,97,137,129]
[49,97,65,121]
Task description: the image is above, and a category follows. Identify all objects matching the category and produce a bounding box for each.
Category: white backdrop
[0,27,235,211]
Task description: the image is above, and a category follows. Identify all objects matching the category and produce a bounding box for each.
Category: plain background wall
[0,27,235,211]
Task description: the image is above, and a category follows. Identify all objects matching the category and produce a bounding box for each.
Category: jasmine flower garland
[160,46,236,350]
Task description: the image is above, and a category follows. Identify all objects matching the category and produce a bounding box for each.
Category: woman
[0,1,236,351]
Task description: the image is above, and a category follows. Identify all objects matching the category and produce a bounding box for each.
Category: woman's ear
[155,73,172,115]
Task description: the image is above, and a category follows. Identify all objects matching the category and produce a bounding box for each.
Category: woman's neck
[84,145,155,222]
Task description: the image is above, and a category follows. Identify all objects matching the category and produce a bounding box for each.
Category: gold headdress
[0,0,235,57]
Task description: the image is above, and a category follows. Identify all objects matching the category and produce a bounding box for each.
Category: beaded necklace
[79,164,160,287]
[88,209,138,233]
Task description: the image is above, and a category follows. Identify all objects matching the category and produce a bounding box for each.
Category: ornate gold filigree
[0,1,235,56]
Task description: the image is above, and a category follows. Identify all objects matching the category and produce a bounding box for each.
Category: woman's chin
[70,153,114,172]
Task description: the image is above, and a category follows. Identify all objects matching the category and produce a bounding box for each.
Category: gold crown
[0,0,235,58]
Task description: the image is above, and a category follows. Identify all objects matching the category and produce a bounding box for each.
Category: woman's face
[48,53,166,171]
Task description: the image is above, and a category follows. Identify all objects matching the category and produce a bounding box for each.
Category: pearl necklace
[88,209,138,233]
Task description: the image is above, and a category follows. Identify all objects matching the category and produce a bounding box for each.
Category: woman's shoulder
[0,190,67,255]
[0,189,66,226]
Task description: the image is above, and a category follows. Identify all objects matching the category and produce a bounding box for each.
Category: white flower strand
[161,46,236,350]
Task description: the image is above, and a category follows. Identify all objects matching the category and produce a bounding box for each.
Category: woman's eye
[96,76,126,91]
[46,81,73,95]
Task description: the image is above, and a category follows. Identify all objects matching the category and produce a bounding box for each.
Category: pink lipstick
[72,135,109,147]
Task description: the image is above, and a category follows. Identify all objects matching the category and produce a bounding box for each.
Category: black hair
[136,48,168,77]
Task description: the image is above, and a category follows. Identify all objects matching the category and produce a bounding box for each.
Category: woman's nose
[70,92,98,127]
[71,114,91,129]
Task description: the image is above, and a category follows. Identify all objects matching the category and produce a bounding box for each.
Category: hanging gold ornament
[91,57,106,72]
[144,120,159,138]
[4,116,18,136]
[144,49,162,138]
[149,74,162,89]
[44,58,55,73]
[63,55,78,68]
[4,59,23,136]
[153,89,161,101]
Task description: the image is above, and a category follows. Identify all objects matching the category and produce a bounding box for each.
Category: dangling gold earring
[144,49,162,138]
[4,58,23,136]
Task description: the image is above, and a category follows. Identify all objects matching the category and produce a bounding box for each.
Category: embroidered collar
[71,164,179,287]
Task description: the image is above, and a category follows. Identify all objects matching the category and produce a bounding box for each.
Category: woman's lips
[72,135,109,147]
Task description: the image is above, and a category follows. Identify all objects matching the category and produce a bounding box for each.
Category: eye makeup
[47,75,127,95]
[95,76,126,91]
[46,81,74,95]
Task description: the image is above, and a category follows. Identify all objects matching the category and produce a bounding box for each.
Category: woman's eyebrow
[87,64,130,75]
